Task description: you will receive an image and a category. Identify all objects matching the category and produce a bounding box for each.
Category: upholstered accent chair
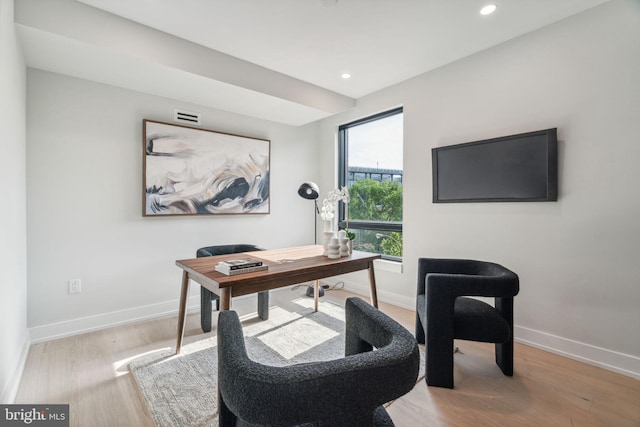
[196,244,267,333]
[416,258,519,388]
[217,297,420,426]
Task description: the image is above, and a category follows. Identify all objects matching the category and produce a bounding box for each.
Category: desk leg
[220,288,232,311]
[314,280,319,312]
[175,271,190,355]
[368,260,378,308]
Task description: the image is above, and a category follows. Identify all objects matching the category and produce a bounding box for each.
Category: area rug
[129,299,425,427]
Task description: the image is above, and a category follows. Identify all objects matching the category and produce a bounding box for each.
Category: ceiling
[15,0,610,126]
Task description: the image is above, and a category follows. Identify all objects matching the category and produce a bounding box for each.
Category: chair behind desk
[196,244,267,333]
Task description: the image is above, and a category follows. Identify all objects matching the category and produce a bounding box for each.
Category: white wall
[26,70,320,339]
[0,0,29,403]
[318,0,640,377]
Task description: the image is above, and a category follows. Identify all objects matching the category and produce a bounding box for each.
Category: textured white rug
[129,299,423,427]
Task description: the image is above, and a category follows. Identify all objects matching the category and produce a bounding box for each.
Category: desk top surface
[176,245,380,288]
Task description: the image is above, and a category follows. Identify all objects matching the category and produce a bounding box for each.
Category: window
[338,107,403,261]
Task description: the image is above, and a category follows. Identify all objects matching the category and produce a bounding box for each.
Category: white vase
[337,230,349,257]
[323,219,333,232]
[328,237,341,259]
[322,231,334,256]
[339,237,350,257]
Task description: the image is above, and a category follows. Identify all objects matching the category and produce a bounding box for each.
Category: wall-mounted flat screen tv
[432,128,557,203]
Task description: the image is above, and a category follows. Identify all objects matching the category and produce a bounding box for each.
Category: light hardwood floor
[16,287,640,427]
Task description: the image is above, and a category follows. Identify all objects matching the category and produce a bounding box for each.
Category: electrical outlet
[68,279,82,294]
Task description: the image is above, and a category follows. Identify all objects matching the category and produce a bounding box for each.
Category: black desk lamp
[297,181,324,297]
[297,182,320,244]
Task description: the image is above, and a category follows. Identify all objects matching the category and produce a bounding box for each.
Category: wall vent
[174,109,202,126]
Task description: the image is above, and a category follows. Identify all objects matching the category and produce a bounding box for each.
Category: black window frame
[337,107,403,262]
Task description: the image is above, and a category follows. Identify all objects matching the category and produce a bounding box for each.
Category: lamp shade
[298,182,319,200]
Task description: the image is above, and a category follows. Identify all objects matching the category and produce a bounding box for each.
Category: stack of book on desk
[215,258,268,275]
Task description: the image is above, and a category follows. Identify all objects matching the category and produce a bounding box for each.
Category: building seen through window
[347,166,403,186]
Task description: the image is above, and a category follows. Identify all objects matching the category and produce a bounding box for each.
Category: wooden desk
[174,245,381,354]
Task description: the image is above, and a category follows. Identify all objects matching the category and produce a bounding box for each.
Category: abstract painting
[143,119,270,216]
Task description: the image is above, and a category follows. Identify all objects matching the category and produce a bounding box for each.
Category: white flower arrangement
[320,187,350,221]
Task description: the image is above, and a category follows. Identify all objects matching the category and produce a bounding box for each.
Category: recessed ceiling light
[341,73,352,79]
[480,4,497,15]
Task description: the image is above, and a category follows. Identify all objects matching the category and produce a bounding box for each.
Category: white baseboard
[28,296,201,344]
[28,286,295,344]
[323,278,415,310]
[1,333,30,404]
[515,325,640,380]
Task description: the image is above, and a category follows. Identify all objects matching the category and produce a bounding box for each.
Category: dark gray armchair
[217,297,420,426]
[416,258,519,388]
[196,244,268,333]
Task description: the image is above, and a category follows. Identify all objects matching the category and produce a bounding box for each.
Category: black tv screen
[432,128,557,202]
